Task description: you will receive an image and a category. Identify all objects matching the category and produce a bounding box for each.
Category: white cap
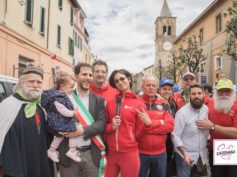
[182,72,196,79]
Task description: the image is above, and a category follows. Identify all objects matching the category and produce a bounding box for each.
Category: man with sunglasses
[174,72,210,110]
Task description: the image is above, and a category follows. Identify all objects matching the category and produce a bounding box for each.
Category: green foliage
[225,0,237,61]
[166,51,185,83]
[174,36,207,74]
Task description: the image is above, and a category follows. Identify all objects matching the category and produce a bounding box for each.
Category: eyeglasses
[114,77,126,84]
[184,77,194,81]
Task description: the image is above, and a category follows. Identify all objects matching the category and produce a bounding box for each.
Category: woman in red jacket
[104,69,145,177]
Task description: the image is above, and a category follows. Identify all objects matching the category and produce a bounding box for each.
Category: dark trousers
[209,150,237,177]
[139,152,167,177]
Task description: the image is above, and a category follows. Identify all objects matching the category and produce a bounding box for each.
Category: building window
[68,37,74,56]
[215,56,222,70]
[163,26,171,36]
[199,28,204,44]
[18,56,33,77]
[25,0,34,25]
[163,26,167,36]
[39,6,45,35]
[78,36,82,51]
[216,13,222,33]
[58,0,63,10]
[70,7,74,26]
[73,32,77,47]
[168,26,171,36]
[57,25,61,48]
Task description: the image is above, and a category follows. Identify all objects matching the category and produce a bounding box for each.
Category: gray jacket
[58,92,106,167]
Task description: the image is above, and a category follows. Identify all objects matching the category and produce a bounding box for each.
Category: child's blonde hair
[55,74,75,90]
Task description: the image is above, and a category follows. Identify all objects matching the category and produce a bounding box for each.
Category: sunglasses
[114,77,126,84]
[184,77,194,81]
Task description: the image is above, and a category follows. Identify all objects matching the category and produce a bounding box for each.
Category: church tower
[155,0,176,70]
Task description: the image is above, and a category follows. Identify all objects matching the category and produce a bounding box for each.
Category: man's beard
[22,86,43,100]
[213,90,236,114]
[190,98,204,109]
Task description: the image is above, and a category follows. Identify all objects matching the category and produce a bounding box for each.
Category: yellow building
[0,0,92,88]
[73,6,86,65]
[82,28,94,65]
[173,0,236,84]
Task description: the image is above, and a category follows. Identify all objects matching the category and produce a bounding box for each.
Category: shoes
[47,149,59,163]
[66,149,81,162]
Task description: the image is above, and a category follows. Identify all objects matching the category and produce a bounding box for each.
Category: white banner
[213,139,237,165]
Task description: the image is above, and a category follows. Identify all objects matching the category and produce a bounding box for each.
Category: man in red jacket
[196,79,237,177]
[174,71,210,110]
[90,60,118,104]
[138,76,174,177]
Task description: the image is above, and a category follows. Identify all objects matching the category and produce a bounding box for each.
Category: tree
[166,51,185,83]
[225,0,237,61]
[178,36,207,74]
[154,60,166,81]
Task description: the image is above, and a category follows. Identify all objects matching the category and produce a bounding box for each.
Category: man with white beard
[0,66,53,177]
[196,79,237,177]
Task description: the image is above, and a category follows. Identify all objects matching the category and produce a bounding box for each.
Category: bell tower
[155,0,176,69]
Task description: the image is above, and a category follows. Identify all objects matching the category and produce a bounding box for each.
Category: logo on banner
[214,139,237,165]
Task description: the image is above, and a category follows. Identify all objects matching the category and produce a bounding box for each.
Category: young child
[41,74,81,163]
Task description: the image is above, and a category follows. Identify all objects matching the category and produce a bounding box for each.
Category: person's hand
[183,152,194,166]
[112,116,121,130]
[156,93,165,101]
[196,119,214,130]
[136,108,152,126]
[60,125,84,138]
[160,119,164,125]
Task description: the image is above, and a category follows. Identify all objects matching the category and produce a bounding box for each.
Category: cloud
[79,0,213,74]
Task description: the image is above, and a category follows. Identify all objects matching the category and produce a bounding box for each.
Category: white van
[0,75,18,103]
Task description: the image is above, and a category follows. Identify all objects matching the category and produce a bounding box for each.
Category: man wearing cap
[196,79,237,177]
[174,71,210,110]
[0,66,53,177]
[159,78,177,117]
[90,60,118,104]
[138,76,174,177]
[158,78,177,176]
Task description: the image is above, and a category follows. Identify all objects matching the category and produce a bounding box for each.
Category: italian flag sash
[71,93,106,177]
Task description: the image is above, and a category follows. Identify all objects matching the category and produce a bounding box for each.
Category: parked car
[0,74,18,103]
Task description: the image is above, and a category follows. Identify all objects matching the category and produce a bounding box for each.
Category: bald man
[138,76,174,177]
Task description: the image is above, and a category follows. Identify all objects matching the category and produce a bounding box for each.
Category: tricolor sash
[71,93,106,177]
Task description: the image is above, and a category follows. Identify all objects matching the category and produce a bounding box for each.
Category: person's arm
[105,103,119,134]
[172,110,193,166]
[177,146,193,166]
[196,119,237,138]
[54,101,74,117]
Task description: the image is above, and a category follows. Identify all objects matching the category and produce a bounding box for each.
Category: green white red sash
[71,93,106,177]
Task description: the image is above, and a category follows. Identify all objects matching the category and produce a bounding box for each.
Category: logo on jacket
[156,105,163,110]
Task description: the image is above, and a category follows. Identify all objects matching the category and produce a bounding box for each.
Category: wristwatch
[211,124,216,131]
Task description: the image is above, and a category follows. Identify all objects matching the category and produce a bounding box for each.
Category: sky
[79,0,214,74]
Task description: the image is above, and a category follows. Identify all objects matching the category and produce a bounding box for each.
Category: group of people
[0,60,236,177]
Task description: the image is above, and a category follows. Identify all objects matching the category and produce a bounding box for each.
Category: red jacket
[138,95,174,155]
[90,83,118,103]
[105,92,145,152]
[174,91,211,110]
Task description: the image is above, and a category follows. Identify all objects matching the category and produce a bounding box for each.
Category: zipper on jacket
[130,126,134,142]
[116,128,119,151]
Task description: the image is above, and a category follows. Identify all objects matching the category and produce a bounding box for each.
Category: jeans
[175,152,200,177]
[139,152,167,177]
